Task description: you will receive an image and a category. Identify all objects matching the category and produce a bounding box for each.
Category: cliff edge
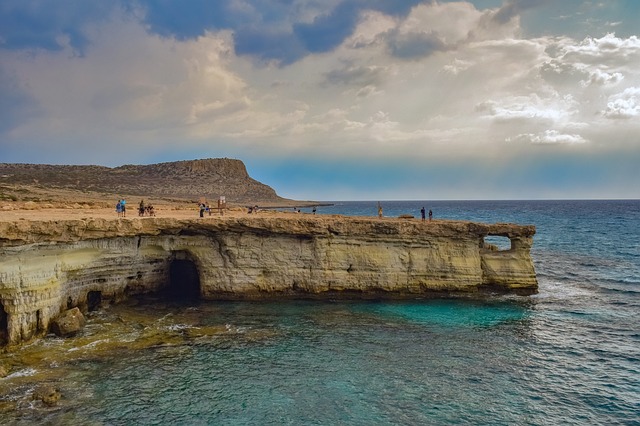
[0,215,537,345]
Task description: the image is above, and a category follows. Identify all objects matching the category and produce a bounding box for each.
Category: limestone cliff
[0,216,537,345]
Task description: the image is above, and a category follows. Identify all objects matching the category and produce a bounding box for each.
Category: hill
[0,158,290,205]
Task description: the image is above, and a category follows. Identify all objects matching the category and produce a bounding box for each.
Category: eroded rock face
[0,216,537,345]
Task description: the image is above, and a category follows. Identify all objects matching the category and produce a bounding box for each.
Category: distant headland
[0,158,300,206]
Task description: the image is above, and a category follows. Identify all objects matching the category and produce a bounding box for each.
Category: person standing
[116,200,122,217]
[378,202,383,218]
[199,203,205,218]
[121,198,126,217]
[421,207,426,221]
[428,209,433,221]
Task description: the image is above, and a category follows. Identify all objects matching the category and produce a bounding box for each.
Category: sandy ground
[0,203,331,222]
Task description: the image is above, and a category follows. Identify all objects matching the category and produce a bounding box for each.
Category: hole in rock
[87,291,102,311]
[165,258,201,302]
[482,235,512,251]
[0,302,8,345]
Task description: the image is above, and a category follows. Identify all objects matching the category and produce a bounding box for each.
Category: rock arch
[481,235,513,252]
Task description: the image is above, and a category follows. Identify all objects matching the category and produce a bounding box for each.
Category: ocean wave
[5,368,37,379]
[67,339,110,352]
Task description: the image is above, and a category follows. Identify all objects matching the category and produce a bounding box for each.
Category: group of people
[115,199,155,217]
[115,199,126,217]
[138,200,155,217]
[420,206,433,222]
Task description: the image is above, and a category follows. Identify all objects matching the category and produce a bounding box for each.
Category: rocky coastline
[0,214,537,347]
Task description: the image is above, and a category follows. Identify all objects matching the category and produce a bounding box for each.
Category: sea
[1,200,639,425]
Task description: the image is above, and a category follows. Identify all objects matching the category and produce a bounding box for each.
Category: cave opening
[164,256,202,302]
[87,291,102,311]
[0,302,8,346]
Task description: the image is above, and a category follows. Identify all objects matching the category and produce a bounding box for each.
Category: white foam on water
[5,368,37,379]
[67,339,109,352]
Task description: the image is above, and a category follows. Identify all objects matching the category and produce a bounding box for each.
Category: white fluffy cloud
[603,87,640,118]
[508,130,587,145]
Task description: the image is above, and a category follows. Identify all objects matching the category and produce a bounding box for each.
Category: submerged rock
[50,308,86,337]
[32,384,61,406]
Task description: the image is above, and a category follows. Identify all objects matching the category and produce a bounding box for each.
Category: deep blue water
[9,200,640,424]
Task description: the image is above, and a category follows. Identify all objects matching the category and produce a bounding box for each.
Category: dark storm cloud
[0,0,112,54]
[130,0,237,40]
[1,0,430,63]
[135,0,429,63]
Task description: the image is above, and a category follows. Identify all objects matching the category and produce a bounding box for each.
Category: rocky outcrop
[50,307,86,337]
[0,216,537,345]
[32,384,62,406]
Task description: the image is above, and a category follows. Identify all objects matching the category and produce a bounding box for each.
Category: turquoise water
[4,200,640,424]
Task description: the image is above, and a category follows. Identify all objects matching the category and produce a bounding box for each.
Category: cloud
[387,30,448,59]
[580,69,624,87]
[442,58,474,75]
[602,87,640,119]
[323,64,386,87]
[133,0,427,65]
[475,95,576,126]
[508,129,587,145]
[0,1,113,54]
[560,33,640,67]
[491,0,548,25]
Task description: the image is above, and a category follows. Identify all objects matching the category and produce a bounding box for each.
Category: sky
[1,0,639,201]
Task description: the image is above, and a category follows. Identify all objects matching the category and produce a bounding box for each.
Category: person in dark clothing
[428,209,433,221]
[421,207,426,221]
